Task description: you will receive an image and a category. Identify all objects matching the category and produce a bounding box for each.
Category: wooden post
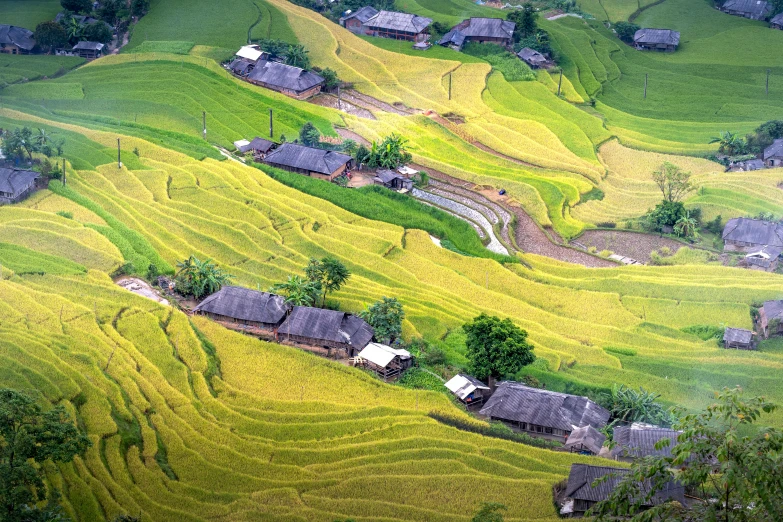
[62,158,66,186]
[117,138,121,168]
[202,111,206,140]
[337,85,341,110]
[644,73,648,99]
[448,72,452,100]
[557,69,563,97]
[269,108,273,138]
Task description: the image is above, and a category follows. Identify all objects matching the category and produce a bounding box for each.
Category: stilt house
[264,143,353,181]
[723,327,755,349]
[354,342,412,381]
[277,306,373,357]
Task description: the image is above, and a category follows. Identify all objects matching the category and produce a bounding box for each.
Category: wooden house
[610,423,681,462]
[277,306,374,357]
[263,143,352,181]
[763,138,783,167]
[354,342,412,381]
[743,246,781,272]
[0,168,40,205]
[363,11,432,43]
[373,169,413,192]
[772,12,783,28]
[72,41,106,60]
[340,6,379,35]
[235,137,277,159]
[517,47,550,68]
[560,464,685,518]
[192,286,289,331]
[444,374,491,407]
[633,28,680,52]
[722,217,783,253]
[564,425,606,456]
[0,25,35,55]
[730,158,765,171]
[723,327,755,350]
[759,300,783,338]
[721,0,772,19]
[246,60,324,100]
[479,382,610,442]
[438,18,515,51]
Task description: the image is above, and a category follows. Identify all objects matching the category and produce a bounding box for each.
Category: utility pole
[337,85,341,110]
[269,108,273,138]
[767,68,771,96]
[644,73,648,100]
[448,72,452,101]
[202,111,206,140]
[62,158,66,186]
[557,69,563,97]
[117,138,121,169]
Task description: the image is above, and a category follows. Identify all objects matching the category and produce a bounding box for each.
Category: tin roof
[444,374,489,400]
[264,143,351,175]
[356,342,406,367]
[193,286,289,324]
[236,44,266,62]
[633,28,680,46]
[73,41,105,51]
[0,168,39,197]
[723,327,754,344]
[365,11,432,34]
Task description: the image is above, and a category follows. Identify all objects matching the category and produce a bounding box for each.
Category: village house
[743,245,782,271]
[354,342,413,381]
[0,25,35,55]
[763,138,783,167]
[0,168,40,204]
[277,306,374,357]
[192,286,289,332]
[438,18,515,51]
[246,60,325,100]
[342,9,432,43]
[478,382,610,441]
[633,28,680,52]
[772,12,783,28]
[560,463,686,518]
[730,158,765,172]
[373,169,413,192]
[517,47,550,68]
[759,300,783,338]
[234,137,277,160]
[340,6,379,34]
[444,374,491,407]
[72,41,106,60]
[564,425,606,456]
[264,143,352,181]
[722,217,783,252]
[721,0,773,19]
[723,327,755,349]
[610,423,681,462]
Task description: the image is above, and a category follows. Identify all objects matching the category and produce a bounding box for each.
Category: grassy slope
[0,0,60,30]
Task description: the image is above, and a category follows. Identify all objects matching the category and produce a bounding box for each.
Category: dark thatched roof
[479,382,610,431]
[458,17,515,39]
[228,58,255,76]
[278,307,373,349]
[264,143,351,175]
[565,464,686,505]
[633,28,680,46]
[722,0,773,18]
[341,6,379,24]
[193,286,289,324]
[517,47,547,64]
[722,217,783,247]
[762,300,783,322]
[374,169,403,183]
[772,12,783,24]
[365,11,432,33]
[764,138,783,160]
[437,29,466,47]
[0,25,35,51]
[248,137,276,153]
[610,423,681,460]
[0,168,39,197]
[564,425,606,454]
[723,327,754,345]
[247,60,324,94]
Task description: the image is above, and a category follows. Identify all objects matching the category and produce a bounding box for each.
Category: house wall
[773,22,783,29]
[196,311,278,331]
[635,43,676,52]
[490,416,571,441]
[345,18,369,35]
[75,49,101,60]
[247,79,322,100]
[367,28,428,42]
[766,156,783,167]
[0,44,26,55]
[725,340,753,350]
[465,36,511,47]
[0,179,37,204]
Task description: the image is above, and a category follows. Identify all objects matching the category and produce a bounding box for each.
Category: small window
[536,425,543,433]
[545,427,553,434]
[520,423,527,430]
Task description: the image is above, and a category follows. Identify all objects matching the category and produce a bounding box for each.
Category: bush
[681,324,725,341]
[614,21,640,43]
[599,249,613,257]
[705,215,723,235]
[597,221,616,228]
[421,347,447,366]
[56,211,73,219]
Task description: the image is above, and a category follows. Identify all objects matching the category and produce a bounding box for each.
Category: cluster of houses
[722,216,783,272]
[192,285,412,380]
[441,378,685,517]
[731,138,783,172]
[0,167,42,205]
[721,0,783,27]
[0,15,110,60]
[227,45,325,100]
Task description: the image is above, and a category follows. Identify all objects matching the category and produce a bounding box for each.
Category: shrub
[614,21,640,43]
[599,249,613,257]
[597,221,616,228]
[56,210,73,219]
[421,347,447,366]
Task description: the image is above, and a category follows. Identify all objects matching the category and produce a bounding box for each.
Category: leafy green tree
[131,0,150,16]
[320,67,339,90]
[614,21,640,43]
[365,134,412,169]
[709,130,746,155]
[270,275,319,306]
[674,211,699,239]
[599,384,672,433]
[175,256,233,299]
[1,127,38,162]
[508,6,537,41]
[0,389,91,522]
[472,502,506,522]
[592,387,783,522]
[341,139,358,156]
[305,256,351,307]
[62,16,85,45]
[61,0,93,14]
[463,314,535,389]
[652,162,692,203]
[83,22,113,44]
[360,297,405,344]
[285,44,310,69]
[34,21,68,53]
[299,122,321,147]
[745,120,783,153]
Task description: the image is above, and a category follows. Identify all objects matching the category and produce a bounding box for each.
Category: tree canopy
[175,256,233,299]
[471,502,506,522]
[507,6,537,41]
[305,256,350,307]
[270,275,319,307]
[651,162,692,203]
[299,122,321,147]
[61,0,93,14]
[463,314,535,386]
[34,22,68,53]
[599,384,672,434]
[614,21,640,43]
[360,297,404,344]
[0,389,91,522]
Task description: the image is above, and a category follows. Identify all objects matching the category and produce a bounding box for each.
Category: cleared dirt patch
[575,230,688,263]
[310,93,375,119]
[116,277,169,305]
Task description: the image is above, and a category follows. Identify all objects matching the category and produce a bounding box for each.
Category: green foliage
[285,44,311,70]
[319,67,340,90]
[652,162,692,203]
[673,211,698,239]
[396,367,445,391]
[363,134,413,169]
[0,388,91,522]
[508,5,537,40]
[642,200,686,232]
[299,121,321,147]
[463,314,535,383]
[131,0,150,16]
[421,347,447,366]
[613,21,639,43]
[61,0,92,14]
[745,120,783,154]
[270,275,319,306]
[709,130,747,155]
[599,384,673,432]
[175,256,233,299]
[360,297,405,344]
[304,256,351,307]
[472,502,506,522]
[681,324,724,341]
[34,21,68,52]
[592,387,783,522]
[83,21,113,45]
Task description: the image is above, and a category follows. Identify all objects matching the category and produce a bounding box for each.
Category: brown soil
[309,93,375,120]
[335,128,371,146]
[575,230,689,263]
[342,90,417,115]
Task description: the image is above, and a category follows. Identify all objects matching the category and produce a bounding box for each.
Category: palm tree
[175,256,232,299]
[709,131,746,156]
[34,128,51,148]
[284,45,309,69]
[65,17,84,44]
[674,211,699,239]
[600,384,671,431]
[269,276,318,307]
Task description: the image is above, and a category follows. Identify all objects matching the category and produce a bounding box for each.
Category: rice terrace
[1,0,783,520]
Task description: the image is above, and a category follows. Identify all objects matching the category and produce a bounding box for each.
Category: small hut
[0,168,40,204]
[444,374,491,407]
[354,342,412,381]
[760,300,783,338]
[610,423,681,462]
[564,425,606,456]
[374,169,413,192]
[723,327,755,349]
[72,41,105,60]
[517,47,550,68]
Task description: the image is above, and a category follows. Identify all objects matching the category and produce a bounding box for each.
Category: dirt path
[310,94,376,120]
[335,128,371,146]
[342,90,418,115]
[116,277,169,305]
